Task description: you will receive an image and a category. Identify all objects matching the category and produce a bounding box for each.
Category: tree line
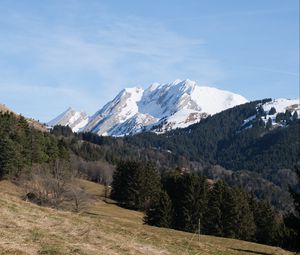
[124,99,299,174]
[0,112,96,212]
[111,160,300,251]
[0,112,70,179]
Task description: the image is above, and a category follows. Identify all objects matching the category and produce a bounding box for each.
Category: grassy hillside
[0,180,292,255]
[0,103,47,132]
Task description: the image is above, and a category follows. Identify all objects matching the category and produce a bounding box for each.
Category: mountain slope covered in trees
[0,112,69,179]
[124,99,299,174]
[0,100,299,252]
[48,99,299,211]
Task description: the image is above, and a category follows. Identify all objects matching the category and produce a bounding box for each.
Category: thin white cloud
[0,4,225,121]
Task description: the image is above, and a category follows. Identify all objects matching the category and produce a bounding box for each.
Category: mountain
[49,97,299,212]
[125,97,299,168]
[81,79,248,136]
[48,107,89,132]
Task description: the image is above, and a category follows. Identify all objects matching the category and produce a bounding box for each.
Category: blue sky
[0,0,299,122]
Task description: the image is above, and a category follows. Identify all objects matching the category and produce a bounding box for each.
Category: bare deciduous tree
[64,181,91,212]
[71,158,114,185]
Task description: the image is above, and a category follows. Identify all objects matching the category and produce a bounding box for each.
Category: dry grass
[0,104,11,113]
[0,103,47,132]
[0,180,293,255]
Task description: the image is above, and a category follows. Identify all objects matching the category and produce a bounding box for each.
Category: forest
[111,161,300,250]
[0,101,299,251]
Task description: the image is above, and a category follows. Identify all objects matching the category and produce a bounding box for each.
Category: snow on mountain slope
[108,113,158,136]
[47,79,249,136]
[262,98,300,114]
[82,79,248,136]
[262,98,300,126]
[47,107,89,132]
[240,98,299,130]
[83,87,144,135]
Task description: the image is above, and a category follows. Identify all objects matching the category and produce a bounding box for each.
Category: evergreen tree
[285,110,292,119]
[0,137,17,179]
[31,132,47,163]
[144,190,172,228]
[50,125,73,137]
[266,117,272,130]
[251,200,277,245]
[203,181,225,236]
[234,190,256,241]
[110,161,142,209]
[142,162,161,209]
[221,186,239,238]
[258,117,265,127]
[58,138,70,161]
[161,169,181,226]
[111,160,161,210]
[257,105,265,117]
[0,112,71,180]
[284,166,300,250]
[285,110,292,124]
[269,107,276,115]
[292,111,298,121]
[191,180,257,240]
[174,173,208,232]
[275,112,284,123]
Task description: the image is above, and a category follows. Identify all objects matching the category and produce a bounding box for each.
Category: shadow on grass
[231,248,273,255]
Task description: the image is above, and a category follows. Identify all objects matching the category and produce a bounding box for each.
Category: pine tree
[269,107,276,115]
[174,173,208,232]
[142,162,161,210]
[111,161,144,209]
[222,186,239,238]
[285,110,292,119]
[266,117,272,130]
[251,200,277,245]
[51,125,73,137]
[203,181,225,236]
[0,137,17,179]
[258,118,265,127]
[111,160,161,210]
[31,132,48,163]
[285,110,292,124]
[257,105,265,117]
[218,186,255,240]
[234,190,256,241]
[292,111,298,121]
[284,166,300,250]
[58,138,70,161]
[144,190,172,228]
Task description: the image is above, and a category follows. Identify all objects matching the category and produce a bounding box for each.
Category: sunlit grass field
[0,180,292,255]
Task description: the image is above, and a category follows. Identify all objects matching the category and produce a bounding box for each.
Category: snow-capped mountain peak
[48,79,249,136]
[47,107,89,132]
[80,79,248,136]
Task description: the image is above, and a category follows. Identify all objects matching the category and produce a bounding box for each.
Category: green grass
[0,180,293,255]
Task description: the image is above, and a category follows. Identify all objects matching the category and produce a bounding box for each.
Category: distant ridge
[48,107,89,132]
[49,79,248,135]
